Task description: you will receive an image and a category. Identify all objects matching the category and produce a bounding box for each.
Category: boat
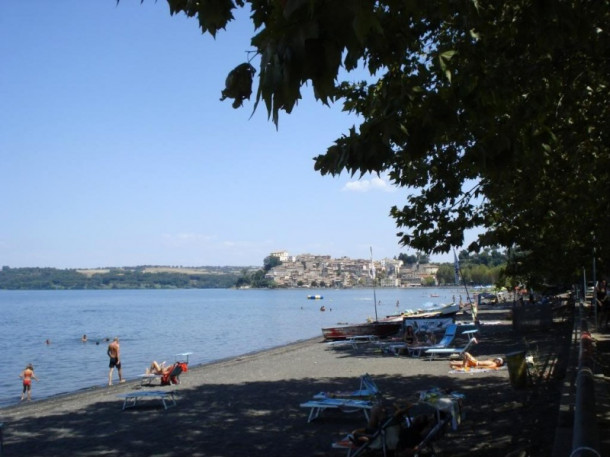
[394,302,459,333]
[403,302,460,317]
[307,295,324,300]
[322,315,404,341]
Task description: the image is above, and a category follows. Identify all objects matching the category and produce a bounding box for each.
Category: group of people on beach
[19,335,125,400]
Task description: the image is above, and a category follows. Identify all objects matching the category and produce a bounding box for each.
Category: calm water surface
[0,287,462,408]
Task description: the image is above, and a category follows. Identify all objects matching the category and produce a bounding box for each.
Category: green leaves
[438,50,456,82]
[148,0,610,286]
[220,63,256,108]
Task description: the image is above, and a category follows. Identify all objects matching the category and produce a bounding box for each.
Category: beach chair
[399,324,459,357]
[300,397,374,423]
[138,362,185,386]
[327,335,380,350]
[409,326,478,357]
[117,390,177,410]
[424,336,477,360]
[379,323,458,357]
[313,374,380,400]
[333,390,464,457]
[160,363,184,386]
[332,411,404,457]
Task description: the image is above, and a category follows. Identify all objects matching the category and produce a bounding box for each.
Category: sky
[0,1,472,269]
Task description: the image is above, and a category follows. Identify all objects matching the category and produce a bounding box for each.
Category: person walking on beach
[107,337,124,385]
[19,363,39,401]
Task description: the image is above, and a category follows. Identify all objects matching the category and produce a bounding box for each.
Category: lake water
[0,287,464,408]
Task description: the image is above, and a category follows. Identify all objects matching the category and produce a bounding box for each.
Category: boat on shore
[403,302,460,318]
[321,302,460,341]
[322,315,404,341]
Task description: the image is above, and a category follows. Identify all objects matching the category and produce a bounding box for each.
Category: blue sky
[0,1,467,268]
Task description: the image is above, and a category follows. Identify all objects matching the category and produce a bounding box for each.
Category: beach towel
[449,366,507,374]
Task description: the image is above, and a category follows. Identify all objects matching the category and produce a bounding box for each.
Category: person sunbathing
[449,352,504,369]
[146,361,169,375]
[347,402,435,451]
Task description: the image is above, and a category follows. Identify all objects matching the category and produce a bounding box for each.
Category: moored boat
[307,295,324,300]
[392,302,460,334]
[322,316,403,341]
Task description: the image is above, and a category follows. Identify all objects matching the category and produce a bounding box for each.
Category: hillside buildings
[265,251,439,288]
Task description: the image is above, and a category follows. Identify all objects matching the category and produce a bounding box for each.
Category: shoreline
[0,305,572,456]
[0,335,324,416]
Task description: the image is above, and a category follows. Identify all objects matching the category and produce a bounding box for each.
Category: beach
[0,305,582,456]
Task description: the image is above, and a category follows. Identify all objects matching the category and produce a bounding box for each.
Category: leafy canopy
[137,0,609,286]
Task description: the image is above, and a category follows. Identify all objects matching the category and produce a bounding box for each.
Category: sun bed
[138,362,185,386]
[332,388,465,456]
[313,373,380,400]
[409,327,478,357]
[139,373,161,386]
[300,398,374,423]
[424,336,477,360]
[117,390,177,410]
[327,335,379,350]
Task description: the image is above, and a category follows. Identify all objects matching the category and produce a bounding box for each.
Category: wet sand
[0,305,573,456]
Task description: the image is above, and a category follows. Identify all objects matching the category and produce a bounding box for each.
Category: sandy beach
[0,305,576,457]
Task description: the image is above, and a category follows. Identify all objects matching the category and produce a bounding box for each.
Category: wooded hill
[0,266,254,290]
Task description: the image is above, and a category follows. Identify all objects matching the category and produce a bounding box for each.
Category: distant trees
[235,267,276,289]
[263,255,282,272]
[0,267,240,290]
[435,264,456,285]
[436,248,508,286]
[397,252,429,266]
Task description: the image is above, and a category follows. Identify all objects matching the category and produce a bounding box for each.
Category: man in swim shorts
[107,337,124,385]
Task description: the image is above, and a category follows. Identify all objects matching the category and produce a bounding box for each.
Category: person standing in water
[19,363,39,401]
[107,337,125,385]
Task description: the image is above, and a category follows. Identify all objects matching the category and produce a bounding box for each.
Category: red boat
[321,316,403,341]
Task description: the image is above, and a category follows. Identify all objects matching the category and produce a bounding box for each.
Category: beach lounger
[139,373,161,386]
[117,390,177,410]
[300,398,374,423]
[138,362,185,386]
[160,363,184,385]
[327,335,379,350]
[332,412,403,457]
[333,389,464,457]
[408,326,478,357]
[378,323,458,357]
[313,374,380,400]
[424,336,477,360]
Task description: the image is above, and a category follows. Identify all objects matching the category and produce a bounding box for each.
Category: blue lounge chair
[424,335,478,360]
[300,397,374,423]
[313,374,380,400]
[383,324,459,357]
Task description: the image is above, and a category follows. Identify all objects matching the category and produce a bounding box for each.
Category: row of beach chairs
[300,374,464,456]
[327,323,479,360]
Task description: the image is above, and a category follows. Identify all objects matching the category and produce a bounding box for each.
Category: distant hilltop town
[265,251,439,288]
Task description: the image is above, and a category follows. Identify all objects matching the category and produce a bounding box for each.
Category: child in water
[19,363,39,401]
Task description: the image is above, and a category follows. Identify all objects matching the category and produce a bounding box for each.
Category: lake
[0,287,464,408]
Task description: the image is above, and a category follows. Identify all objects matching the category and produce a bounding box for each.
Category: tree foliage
[0,267,241,289]
[152,0,608,286]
